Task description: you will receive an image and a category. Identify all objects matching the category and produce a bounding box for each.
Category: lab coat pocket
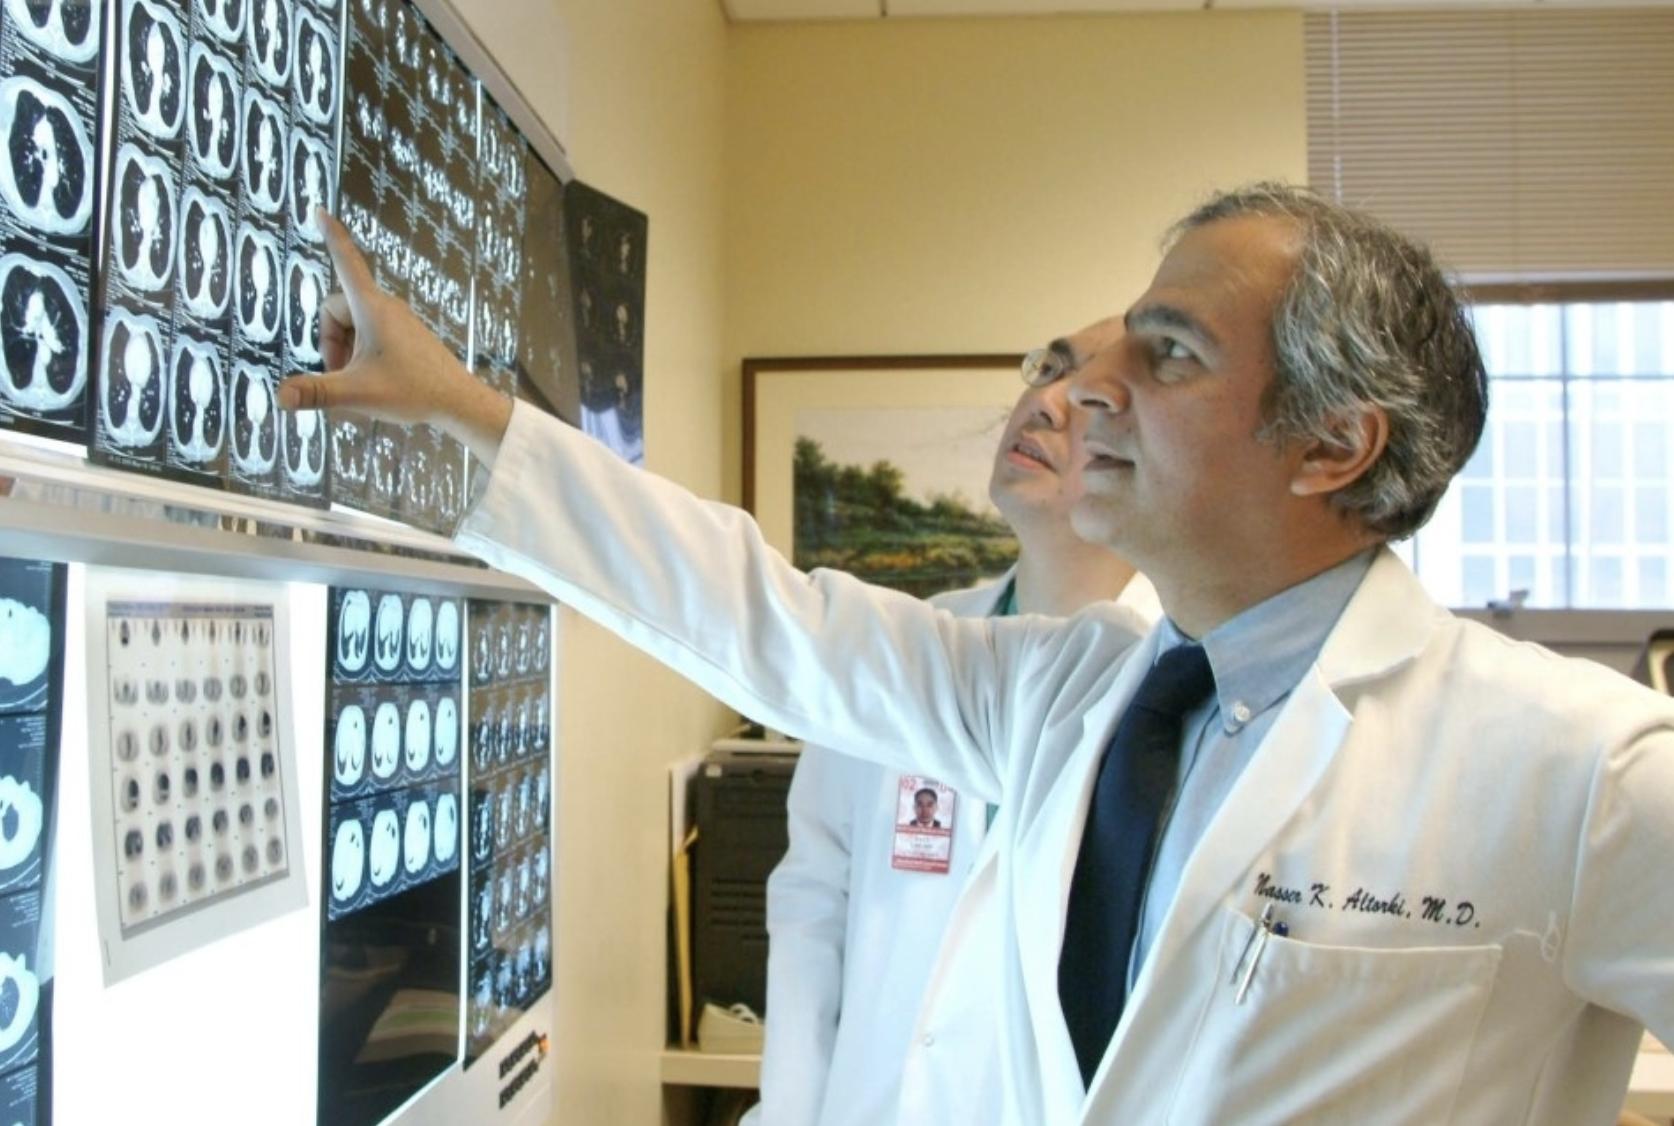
[1168,905,1502,1126]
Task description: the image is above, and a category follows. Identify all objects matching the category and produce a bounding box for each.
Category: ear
[1289,405,1389,497]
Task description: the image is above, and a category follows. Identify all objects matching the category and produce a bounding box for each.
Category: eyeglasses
[1020,346,1071,388]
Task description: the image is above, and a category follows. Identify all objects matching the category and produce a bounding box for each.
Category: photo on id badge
[893,775,954,874]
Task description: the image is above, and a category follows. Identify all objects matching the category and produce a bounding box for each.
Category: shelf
[659,1049,761,1090]
[0,443,544,600]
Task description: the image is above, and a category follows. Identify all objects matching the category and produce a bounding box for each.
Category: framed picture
[743,354,1027,598]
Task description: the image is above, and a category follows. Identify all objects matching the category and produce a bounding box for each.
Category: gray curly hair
[1169,182,1488,541]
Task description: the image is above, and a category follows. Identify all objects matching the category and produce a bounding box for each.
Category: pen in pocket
[1230,903,1287,1004]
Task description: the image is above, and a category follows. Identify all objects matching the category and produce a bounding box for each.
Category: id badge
[892,774,954,874]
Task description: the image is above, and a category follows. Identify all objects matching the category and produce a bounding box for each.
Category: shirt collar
[1156,548,1377,733]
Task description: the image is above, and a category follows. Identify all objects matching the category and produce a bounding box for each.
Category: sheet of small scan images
[90,576,306,985]
[91,0,340,504]
[319,584,464,1126]
[0,557,67,1126]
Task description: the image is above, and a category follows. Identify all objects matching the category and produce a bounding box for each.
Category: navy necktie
[1058,643,1215,1087]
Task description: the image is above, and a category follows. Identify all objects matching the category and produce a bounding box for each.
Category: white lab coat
[460,403,1674,1126]
[753,573,1161,1126]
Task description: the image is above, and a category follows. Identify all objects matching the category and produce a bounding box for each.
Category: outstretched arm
[274,209,1047,805]
[276,209,512,468]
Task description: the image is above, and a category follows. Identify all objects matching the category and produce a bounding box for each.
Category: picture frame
[743,354,1027,597]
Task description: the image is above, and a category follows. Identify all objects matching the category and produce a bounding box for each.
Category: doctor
[281,183,1674,1125]
[748,358,1158,1126]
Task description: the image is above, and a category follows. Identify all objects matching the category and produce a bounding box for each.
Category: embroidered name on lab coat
[1252,872,1482,930]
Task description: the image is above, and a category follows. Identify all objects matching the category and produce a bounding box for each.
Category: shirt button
[921,1033,935,1047]
[1231,702,1253,725]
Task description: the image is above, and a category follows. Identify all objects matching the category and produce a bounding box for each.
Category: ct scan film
[0,0,100,444]
[332,0,473,532]
[565,179,646,466]
[3,0,646,534]
[472,94,579,442]
[463,598,551,1068]
[0,556,66,1126]
[319,583,465,1126]
[91,0,340,505]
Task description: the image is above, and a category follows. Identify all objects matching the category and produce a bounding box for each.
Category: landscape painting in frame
[744,355,1027,598]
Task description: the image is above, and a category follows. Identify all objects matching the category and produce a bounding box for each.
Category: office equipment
[688,749,796,1022]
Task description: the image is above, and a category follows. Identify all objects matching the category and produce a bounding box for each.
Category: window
[1306,9,1674,609]
[1405,299,1674,609]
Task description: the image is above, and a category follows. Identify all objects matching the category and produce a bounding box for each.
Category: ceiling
[720,0,1643,18]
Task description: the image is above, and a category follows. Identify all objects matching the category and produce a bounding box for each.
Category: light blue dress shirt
[1132,548,1377,978]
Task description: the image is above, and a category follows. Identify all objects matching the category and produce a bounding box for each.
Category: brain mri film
[122,0,186,139]
[247,0,292,88]
[187,43,240,178]
[239,88,284,214]
[0,252,85,412]
[180,189,232,318]
[167,336,225,464]
[4,0,100,63]
[0,77,93,235]
[293,8,337,125]
[99,308,164,447]
[234,223,280,341]
[228,360,277,473]
[112,142,177,292]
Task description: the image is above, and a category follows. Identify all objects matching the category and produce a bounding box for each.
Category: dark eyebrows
[1046,337,1080,370]
[1123,304,1222,358]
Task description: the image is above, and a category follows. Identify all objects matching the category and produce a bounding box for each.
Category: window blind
[1305,8,1674,285]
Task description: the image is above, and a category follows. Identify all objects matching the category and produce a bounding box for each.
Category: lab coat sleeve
[755,746,860,1125]
[1564,719,1674,1045]
[454,400,1014,797]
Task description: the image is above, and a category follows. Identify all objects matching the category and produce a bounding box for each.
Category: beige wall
[722,12,1307,501]
[457,4,1307,1122]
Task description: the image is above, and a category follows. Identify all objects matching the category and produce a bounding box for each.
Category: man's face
[913,791,937,824]
[988,354,1086,534]
[1063,215,1307,584]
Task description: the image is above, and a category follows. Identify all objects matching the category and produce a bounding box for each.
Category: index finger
[315,208,378,328]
